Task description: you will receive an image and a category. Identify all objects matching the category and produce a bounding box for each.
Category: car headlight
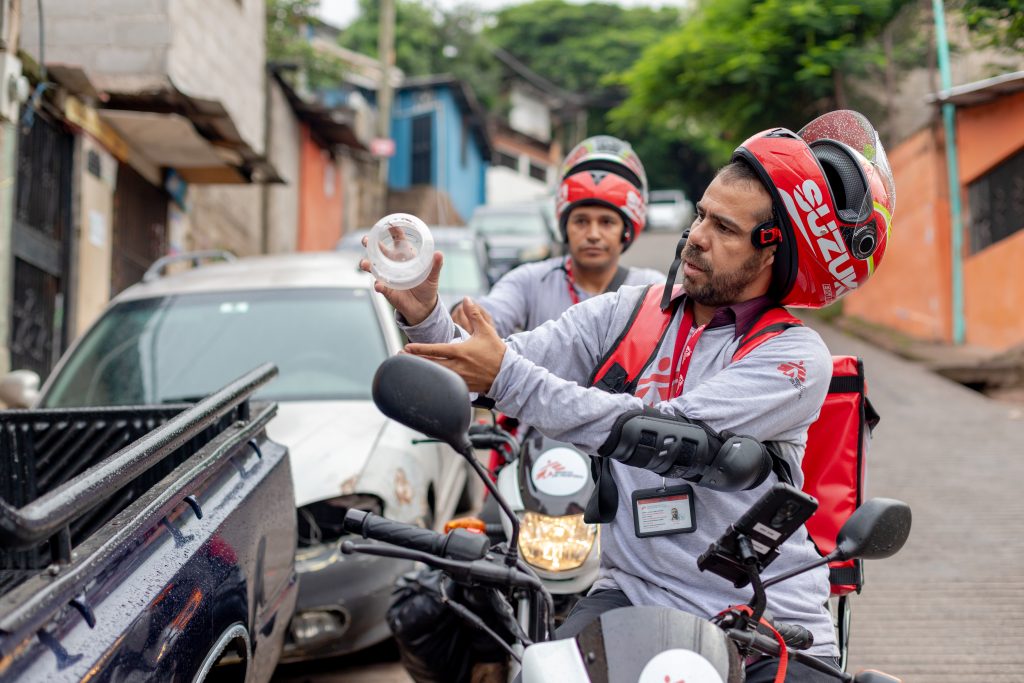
[520,512,597,572]
[518,245,551,262]
[296,494,383,547]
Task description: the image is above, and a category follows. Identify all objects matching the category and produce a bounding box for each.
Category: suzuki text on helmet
[556,135,649,253]
[732,110,896,308]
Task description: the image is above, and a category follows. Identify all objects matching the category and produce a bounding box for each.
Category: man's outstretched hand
[405,297,507,394]
[359,234,443,326]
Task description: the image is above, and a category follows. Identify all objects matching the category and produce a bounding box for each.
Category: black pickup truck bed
[0,364,297,682]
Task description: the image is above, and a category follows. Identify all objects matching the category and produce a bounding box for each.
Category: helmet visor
[798,110,896,220]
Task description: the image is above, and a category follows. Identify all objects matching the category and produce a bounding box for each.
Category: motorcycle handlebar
[343,509,489,561]
[774,622,814,650]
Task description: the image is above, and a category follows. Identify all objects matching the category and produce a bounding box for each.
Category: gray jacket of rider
[400,285,837,656]
[473,256,663,337]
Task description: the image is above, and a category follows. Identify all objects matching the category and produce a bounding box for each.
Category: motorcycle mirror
[372,355,472,453]
[834,498,912,561]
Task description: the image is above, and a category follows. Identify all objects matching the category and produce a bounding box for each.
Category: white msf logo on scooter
[638,649,726,683]
[531,447,589,496]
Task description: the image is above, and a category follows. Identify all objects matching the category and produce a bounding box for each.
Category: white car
[647,189,695,233]
[27,251,472,661]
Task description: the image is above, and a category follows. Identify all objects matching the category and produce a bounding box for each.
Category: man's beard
[681,245,765,307]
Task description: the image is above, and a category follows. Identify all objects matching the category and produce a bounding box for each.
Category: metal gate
[10,112,74,379]
[111,163,168,296]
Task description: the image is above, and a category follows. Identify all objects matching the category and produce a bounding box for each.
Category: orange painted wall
[957,90,1024,184]
[964,229,1024,349]
[843,126,951,341]
[844,90,1024,352]
[297,125,344,252]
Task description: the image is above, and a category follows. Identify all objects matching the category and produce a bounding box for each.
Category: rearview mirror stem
[462,444,521,567]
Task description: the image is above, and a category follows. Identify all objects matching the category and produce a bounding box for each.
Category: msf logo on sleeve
[778,180,859,302]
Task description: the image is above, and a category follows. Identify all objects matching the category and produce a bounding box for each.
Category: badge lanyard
[563,257,581,305]
[667,303,706,399]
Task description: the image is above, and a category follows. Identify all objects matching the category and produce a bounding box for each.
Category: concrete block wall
[266,77,300,254]
[187,184,262,257]
[21,0,172,77]
[168,0,265,153]
[21,0,265,154]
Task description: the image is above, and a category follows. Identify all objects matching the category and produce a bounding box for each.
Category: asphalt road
[272,231,1024,681]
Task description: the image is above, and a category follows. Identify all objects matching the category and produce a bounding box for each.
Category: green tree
[958,0,1024,50]
[266,0,345,89]
[486,0,681,97]
[339,1,503,105]
[613,0,920,167]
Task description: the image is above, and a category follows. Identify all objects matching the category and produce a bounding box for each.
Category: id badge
[632,484,696,538]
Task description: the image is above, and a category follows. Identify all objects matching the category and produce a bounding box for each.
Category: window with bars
[967,147,1024,254]
[411,114,433,185]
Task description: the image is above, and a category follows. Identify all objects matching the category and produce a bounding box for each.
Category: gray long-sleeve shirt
[403,285,837,656]
[474,256,664,337]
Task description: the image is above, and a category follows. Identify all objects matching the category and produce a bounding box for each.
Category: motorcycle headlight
[520,512,597,571]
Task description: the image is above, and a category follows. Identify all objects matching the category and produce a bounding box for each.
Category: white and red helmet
[733,110,896,308]
[556,135,648,252]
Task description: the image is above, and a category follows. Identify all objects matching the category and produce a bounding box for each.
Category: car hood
[267,400,386,507]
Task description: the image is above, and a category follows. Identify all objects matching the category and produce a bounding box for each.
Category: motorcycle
[466,419,599,619]
[343,355,911,683]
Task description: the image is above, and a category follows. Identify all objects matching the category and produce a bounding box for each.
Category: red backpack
[589,284,879,597]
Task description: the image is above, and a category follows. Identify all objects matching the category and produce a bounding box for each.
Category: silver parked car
[647,189,695,233]
[30,250,473,661]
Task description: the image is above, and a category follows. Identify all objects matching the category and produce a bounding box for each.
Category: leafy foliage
[958,0,1024,50]
[613,0,919,166]
[266,0,345,89]
[340,1,503,105]
[486,0,682,97]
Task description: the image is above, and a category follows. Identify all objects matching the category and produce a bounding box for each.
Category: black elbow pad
[599,408,772,491]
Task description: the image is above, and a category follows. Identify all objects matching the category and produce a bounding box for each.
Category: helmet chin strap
[660,228,690,311]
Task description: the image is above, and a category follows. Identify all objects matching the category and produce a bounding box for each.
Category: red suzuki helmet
[732,110,896,308]
[556,135,648,252]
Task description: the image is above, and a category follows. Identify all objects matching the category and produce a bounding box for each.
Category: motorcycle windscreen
[518,430,596,518]
[574,606,742,683]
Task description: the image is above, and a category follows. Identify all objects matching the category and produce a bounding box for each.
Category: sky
[317,0,692,29]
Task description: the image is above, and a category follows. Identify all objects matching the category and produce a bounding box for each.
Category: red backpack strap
[589,284,681,394]
[731,307,803,362]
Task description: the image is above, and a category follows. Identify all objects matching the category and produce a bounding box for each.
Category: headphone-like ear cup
[750,221,783,248]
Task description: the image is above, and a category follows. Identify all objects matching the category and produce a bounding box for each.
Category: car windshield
[471,211,548,236]
[42,288,388,407]
[437,241,486,293]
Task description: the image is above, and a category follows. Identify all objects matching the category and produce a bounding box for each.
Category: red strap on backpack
[589,284,682,394]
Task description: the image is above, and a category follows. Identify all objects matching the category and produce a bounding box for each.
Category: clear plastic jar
[365,213,435,290]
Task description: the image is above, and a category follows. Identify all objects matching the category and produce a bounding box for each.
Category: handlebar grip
[343,509,489,560]
[774,622,814,650]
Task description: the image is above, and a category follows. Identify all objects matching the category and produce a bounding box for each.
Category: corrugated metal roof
[928,70,1024,107]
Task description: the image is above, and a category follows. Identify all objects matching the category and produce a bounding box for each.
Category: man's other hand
[359,234,443,326]
[451,299,493,330]
[405,298,506,394]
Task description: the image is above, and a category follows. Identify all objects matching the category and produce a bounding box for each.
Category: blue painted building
[388,76,491,224]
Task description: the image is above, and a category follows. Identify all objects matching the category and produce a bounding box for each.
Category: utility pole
[376,0,395,207]
[0,0,23,374]
[932,0,965,345]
